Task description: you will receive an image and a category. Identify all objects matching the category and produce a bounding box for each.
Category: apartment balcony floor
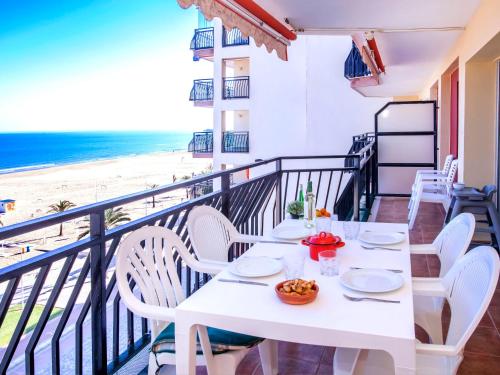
[173,198,500,375]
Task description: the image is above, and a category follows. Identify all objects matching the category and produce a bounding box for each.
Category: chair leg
[408,196,421,230]
[258,339,279,375]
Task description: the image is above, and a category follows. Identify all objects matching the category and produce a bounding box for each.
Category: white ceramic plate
[272,225,310,240]
[358,231,405,246]
[340,269,404,293]
[228,257,283,278]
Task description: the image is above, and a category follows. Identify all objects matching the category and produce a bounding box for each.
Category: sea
[0,131,193,174]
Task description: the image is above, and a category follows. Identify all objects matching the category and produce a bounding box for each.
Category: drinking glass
[318,250,338,276]
[315,217,331,233]
[283,254,305,280]
[343,221,360,240]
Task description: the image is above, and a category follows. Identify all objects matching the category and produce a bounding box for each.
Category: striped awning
[177,0,296,61]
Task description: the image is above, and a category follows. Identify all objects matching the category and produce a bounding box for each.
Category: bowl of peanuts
[275,279,319,305]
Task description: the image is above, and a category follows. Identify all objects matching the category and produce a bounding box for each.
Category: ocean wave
[0,164,56,175]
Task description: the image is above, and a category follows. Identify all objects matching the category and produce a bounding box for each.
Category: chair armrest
[175,243,227,275]
[418,175,448,182]
[416,343,459,356]
[412,278,447,297]
[125,298,175,322]
[190,260,228,275]
[419,180,448,188]
[417,170,442,175]
[410,244,438,255]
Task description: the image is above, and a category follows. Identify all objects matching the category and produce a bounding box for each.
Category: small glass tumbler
[318,250,338,277]
[343,221,360,240]
[316,217,331,233]
[283,254,305,280]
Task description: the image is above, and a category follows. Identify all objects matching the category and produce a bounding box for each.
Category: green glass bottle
[298,184,305,218]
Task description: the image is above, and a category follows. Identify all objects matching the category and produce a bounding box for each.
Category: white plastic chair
[186,205,263,274]
[410,213,475,344]
[409,155,454,209]
[333,246,499,375]
[116,226,277,375]
[408,160,459,229]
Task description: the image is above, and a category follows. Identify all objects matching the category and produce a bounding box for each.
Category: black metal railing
[344,41,371,79]
[189,79,214,102]
[190,27,214,50]
[222,76,249,99]
[0,135,375,374]
[222,27,249,47]
[222,131,249,153]
[188,132,213,154]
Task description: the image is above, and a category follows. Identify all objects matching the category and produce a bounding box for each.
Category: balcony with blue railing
[188,131,213,157]
[0,134,378,374]
[344,41,372,80]
[190,27,214,61]
[222,76,250,99]
[189,79,214,106]
[222,27,250,47]
[222,131,249,153]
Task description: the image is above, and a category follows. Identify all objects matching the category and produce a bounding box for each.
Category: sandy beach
[0,151,211,263]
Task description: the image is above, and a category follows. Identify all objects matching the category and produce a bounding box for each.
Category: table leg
[175,316,197,375]
[389,343,416,375]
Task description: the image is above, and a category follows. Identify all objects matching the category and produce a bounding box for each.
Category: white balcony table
[175,220,416,375]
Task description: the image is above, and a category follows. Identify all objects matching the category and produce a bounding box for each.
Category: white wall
[209,21,389,171]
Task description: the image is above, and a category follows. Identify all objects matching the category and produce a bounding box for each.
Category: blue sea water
[0,131,193,174]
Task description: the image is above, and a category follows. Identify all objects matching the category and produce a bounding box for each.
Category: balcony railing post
[221,173,231,218]
[89,211,108,374]
[365,150,372,209]
[275,159,282,224]
[352,157,360,221]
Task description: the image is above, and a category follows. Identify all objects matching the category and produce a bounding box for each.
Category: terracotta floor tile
[253,357,319,375]
[458,352,500,375]
[409,231,423,244]
[487,307,500,333]
[426,255,441,277]
[464,326,500,357]
[320,346,335,365]
[278,342,325,364]
[315,363,334,375]
[410,254,430,277]
[489,290,500,308]
[236,347,260,374]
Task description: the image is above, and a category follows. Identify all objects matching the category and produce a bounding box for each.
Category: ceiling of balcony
[253,0,482,97]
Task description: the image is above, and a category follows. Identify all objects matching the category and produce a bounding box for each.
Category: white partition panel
[378,136,435,164]
[376,102,437,196]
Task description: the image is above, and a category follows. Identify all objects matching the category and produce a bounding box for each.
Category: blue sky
[0,0,212,132]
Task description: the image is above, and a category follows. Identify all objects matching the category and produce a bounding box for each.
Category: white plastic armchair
[187,205,263,274]
[410,213,475,344]
[408,155,454,211]
[334,246,500,375]
[408,160,458,229]
[116,226,276,375]
[414,154,454,185]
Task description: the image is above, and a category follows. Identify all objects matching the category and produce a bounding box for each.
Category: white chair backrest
[116,226,186,338]
[432,213,475,277]
[445,160,459,194]
[443,246,499,348]
[441,155,454,175]
[187,205,239,263]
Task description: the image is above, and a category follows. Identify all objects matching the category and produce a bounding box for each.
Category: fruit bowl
[275,280,319,305]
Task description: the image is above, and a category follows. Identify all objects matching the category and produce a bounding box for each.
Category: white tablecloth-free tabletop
[175,220,416,374]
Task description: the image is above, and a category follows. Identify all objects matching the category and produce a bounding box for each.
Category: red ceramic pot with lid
[301,232,345,261]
